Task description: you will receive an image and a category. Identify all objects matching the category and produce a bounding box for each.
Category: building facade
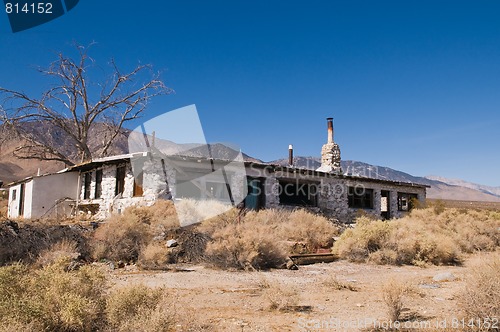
[7,118,428,223]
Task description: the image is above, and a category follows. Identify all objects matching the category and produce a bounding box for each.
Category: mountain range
[1,131,499,202]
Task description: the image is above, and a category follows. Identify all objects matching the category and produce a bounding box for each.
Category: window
[278,180,318,207]
[12,189,16,200]
[95,169,103,199]
[115,165,126,196]
[83,172,92,199]
[133,172,144,197]
[398,193,418,211]
[348,186,374,209]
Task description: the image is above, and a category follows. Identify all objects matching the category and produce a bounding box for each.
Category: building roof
[5,151,430,189]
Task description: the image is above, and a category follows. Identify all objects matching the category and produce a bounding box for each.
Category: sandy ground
[108,252,497,332]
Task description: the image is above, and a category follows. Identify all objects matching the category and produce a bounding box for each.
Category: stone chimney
[316,117,342,174]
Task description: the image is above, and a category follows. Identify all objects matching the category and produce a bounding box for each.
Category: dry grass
[137,242,172,270]
[35,239,80,268]
[205,219,287,270]
[0,260,107,331]
[323,274,358,291]
[459,252,500,321]
[204,208,339,270]
[105,284,174,332]
[122,200,179,230]
[333,207,500,266]
[0,261,180,331]
[259,278,300,311]
[91,212,152,263]
[381,279,411,322]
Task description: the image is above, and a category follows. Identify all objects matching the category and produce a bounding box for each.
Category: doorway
[381,190,390,220]
[244,177,265,210]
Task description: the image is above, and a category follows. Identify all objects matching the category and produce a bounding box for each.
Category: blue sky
[1,1,500,186]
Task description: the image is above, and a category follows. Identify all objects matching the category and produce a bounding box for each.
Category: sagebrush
[333,208,500,266]
[0,261,177,332]
[204,208,339,270]
[459,253,500,321]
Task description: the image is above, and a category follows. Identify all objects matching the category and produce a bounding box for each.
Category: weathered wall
[31,172,79,219]
[74,158,427,222]
[257,168,427,223]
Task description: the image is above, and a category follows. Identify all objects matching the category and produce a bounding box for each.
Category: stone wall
[76,158,426,222]
[259,169,426,223]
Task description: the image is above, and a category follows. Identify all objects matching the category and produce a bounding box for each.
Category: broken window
[397,193,418,211]
[95,169,103,199]
[83,172,92,199]
[133,171,144,197]
[115,165,126,196]
[278,180,318,207]
[348,186,374,209]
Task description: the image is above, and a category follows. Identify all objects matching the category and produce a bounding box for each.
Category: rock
[419,283,441,289]
[433,272,456,282]
[166,239,178,248]
[117,260,125,268]
[152,233,166,242]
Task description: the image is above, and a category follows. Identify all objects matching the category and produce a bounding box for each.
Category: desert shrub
[323,274,358,291]
[206,219,287,270]
[333,207,499,266]
[91,212,152,262]
[275,209,339,251]
[123,200,179,230]
[459,253,500,321]
[261,279,300,311]
[0,260,107,331]
[203,208,339,269]
[381,279,411,322]
[35,239,81,268]
[333,217,393,262]
[137,242,172,270]
[430,199,446,215]
[105,285,174,332]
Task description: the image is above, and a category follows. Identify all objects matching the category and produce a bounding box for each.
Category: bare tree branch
[0,43,172,165]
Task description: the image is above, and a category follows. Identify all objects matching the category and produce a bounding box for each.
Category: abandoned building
[6,118,428,223]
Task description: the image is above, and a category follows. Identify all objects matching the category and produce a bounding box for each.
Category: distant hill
[426,175,500,197]
[0,121,129,184]
[2,125,499,203]
[0,128,260,185]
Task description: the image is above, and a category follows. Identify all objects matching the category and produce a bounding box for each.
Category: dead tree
[0,44,172,166]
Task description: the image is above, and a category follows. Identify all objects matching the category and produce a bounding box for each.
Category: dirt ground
[108,251,497,331]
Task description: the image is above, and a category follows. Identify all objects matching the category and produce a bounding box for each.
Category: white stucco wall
[8,180,34,219]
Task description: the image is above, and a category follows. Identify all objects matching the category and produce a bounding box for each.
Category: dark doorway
[381,190,390,220]
[19,183,25,217]
[245,177,265,210]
